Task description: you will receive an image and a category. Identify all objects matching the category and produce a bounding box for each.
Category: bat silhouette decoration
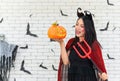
[107,54,115,59]
[20,44,28,49]
[0,18,3,23]
[112,27,116,31]
[39,62,48,69]
[60,9,68,16]
[52,64,58,71]
[14,78,16,81]
[72,25,75,28]
[20,60,32,74]
[50,39,56,42]
[51,49,55,55]
[100,22,109,31]
[107,0,114,6]
[29,14,33,17]
[26,23,38,37]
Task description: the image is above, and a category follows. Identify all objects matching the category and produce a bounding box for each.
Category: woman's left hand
[98,72,108,81]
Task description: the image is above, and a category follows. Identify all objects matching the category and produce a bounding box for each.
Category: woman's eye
[81,26,84,28]
[76,23,78,26]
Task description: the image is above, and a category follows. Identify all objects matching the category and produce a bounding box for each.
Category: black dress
[68,43,97,81]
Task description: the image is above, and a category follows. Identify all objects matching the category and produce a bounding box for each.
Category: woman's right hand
[52,38,64,44]
[52,38,69,65]
[98,72,108,81]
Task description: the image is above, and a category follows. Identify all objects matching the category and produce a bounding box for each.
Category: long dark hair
[70,8,97,49]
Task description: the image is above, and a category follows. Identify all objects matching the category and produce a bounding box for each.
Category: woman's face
[75,18,85,38]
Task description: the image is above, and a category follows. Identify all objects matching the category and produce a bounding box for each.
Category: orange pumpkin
[47,22,67,39]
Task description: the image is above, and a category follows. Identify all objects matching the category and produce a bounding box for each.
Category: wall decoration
[39,62,48,69]
[52,64,58,71]
[20,60,32,74]
[14,78,16,81]
[0,0,120,81]
[20,44,28,49]
[107,0,114,6]
[29,14,33,18]
[50,49,55,55]
[0,18,3,23]
[26,23,38,37]
[60,9,68,16]
[100,21,109,31]
[112,27,116,31]
[72,25,75,28]
[107,54,115,59]
[0,36,18,81]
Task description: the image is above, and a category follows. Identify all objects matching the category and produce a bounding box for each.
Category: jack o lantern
[47,21,67,39]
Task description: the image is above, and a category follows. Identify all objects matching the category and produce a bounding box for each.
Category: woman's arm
[91,40,108,81]
[53,39,70,65]
[98,72,108,81]
[59,40,69,65]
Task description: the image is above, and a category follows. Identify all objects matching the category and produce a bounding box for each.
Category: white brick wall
[0,0,120,81]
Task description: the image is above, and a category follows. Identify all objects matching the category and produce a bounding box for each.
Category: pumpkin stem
[52,21,59,26]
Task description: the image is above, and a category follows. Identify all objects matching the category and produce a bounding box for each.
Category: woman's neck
[79,36,84,42]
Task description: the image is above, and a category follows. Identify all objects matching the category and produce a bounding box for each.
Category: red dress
[58,38,107,81]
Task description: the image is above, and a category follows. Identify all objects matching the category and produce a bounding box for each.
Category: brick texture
[0,0,120,81]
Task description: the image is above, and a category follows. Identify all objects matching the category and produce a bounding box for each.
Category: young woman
[55,8,108,81]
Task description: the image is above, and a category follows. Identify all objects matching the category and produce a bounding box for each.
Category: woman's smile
[75,18,85,37]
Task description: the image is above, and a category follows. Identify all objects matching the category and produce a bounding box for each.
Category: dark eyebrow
[81,24,84,26]
[76,23,84,26]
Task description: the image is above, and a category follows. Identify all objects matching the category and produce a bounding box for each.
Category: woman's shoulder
[92,40,98,44]
[67,37,75,43]
[91,40,102,50]
[66,37,75,50]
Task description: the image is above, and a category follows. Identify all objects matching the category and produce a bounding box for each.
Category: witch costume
[58,38,107,81]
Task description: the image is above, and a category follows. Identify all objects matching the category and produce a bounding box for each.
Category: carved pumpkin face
[47,22,67,39]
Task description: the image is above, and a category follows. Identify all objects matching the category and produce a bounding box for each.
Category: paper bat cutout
[29,14,33,17]
[51,49,55,54]
[52,64,58,71]
[14,78,16,81]
[20,44,28,49]
[72,25,75,28]
[60,9,68,16]
[26,23,38,37]
[107,54,115,59]
[107,0,114,6]
[112,27,116,31]
[20,60,32,74]
[100,22,109,31]
[0,18,3,23]
[39,62,48,69]
[50,39,56,42]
